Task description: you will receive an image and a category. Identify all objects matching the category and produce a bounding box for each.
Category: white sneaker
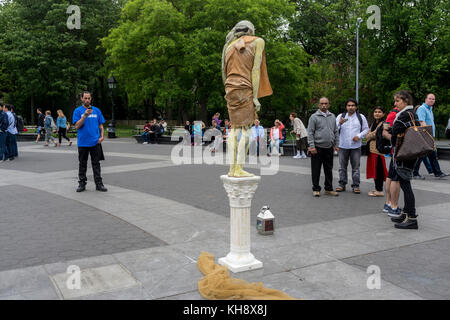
[293,155,301,159]
[143,142,148,144]
[301,155,307,159]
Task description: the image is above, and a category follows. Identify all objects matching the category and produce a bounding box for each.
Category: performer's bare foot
[232,165,254,177]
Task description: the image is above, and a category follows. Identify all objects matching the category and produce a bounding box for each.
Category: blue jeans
[413,151,442,176]
[142,132,149,143]
[6,132,17,159]
[0,132,7,160]
[338,147,361,188]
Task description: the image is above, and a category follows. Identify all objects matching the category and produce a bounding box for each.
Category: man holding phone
[73,91,107,192]
[335,98,369,194]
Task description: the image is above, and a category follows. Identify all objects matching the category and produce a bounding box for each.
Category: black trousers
[78,145,103,185]
[311,146,334,191]
[58,128,70,144]
[399,178,416,216]
[149,132,160,143]
[374,155,385,192]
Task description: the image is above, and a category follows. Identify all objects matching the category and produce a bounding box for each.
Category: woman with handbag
[382,90,420,229]
[366,107,388,197]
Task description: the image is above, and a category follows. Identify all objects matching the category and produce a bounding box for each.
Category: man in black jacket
[35,108,46,144]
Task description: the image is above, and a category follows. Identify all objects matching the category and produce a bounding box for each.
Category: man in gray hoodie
[307,97,340,197]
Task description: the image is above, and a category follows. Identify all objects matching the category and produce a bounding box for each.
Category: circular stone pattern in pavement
[0,185,166,272]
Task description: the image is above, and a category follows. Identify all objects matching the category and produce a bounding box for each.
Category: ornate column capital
[220,175,261,208]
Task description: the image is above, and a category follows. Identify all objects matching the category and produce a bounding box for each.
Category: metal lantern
[256,206,274,235]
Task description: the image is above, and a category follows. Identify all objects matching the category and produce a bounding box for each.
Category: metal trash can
[107,122,116,138]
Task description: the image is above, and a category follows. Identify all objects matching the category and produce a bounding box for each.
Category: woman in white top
[269,119,284,156]
[290,112,308,159]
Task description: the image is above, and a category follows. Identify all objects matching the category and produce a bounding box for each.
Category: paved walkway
[0,139,449,300]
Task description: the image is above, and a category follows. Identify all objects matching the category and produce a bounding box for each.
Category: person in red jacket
[269,119,284,156]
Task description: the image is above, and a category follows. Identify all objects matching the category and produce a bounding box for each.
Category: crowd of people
[35,108,73,147]
[3,89,449,231]
[175,92,447,231]
[307,91,448,230]
[141,119,167,144]
[0,103,19,161]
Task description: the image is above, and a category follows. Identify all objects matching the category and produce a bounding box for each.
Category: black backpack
[16,115,24,132]
[375,123,392,155]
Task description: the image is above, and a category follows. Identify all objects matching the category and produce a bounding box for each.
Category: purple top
[213,116,222,127]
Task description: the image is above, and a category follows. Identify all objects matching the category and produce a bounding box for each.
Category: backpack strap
[339,111,363,133]
[356,111,363,133]
[338,111,346,134]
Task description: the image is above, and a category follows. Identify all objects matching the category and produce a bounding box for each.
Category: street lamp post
[107,75,117,139]
[356,17,363,103]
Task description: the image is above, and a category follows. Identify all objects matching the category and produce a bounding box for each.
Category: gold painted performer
[222,20,272,177]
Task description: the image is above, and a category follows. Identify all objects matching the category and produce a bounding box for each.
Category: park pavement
[0,138,449,300]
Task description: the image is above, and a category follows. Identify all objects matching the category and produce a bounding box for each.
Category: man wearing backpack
[43,110,58,147]
[335,99,369,194]
[0,103,9,161]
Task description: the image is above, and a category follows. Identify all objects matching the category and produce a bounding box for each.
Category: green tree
[103,0,312,124]
[0,0,122,123]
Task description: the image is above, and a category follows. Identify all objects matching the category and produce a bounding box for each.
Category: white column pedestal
[219,175,263,273]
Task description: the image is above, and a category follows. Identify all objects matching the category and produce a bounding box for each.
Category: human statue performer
[222,20,272,177]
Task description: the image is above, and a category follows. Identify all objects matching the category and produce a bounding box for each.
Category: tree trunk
[68,91,78,123]
[179,100,188,125]
[150,95,155,120]
[200,95,208,124]
[30,94,35,125]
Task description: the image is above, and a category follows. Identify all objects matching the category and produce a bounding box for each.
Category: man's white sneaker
[293,155,301,159]
[143,142,148,144]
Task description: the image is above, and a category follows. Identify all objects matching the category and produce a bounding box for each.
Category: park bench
[133,125,184,144]
[437,145,450,160]
[134,125,145,135]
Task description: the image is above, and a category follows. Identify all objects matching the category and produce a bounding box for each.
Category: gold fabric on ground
[224,35,272,127]
[197,251,297,300]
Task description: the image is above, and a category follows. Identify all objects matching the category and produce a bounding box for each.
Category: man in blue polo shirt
[73,91,108,192]
[413,93,447,179]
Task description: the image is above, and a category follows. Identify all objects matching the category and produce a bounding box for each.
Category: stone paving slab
[343,237,450,299]
[50,264,140,299]
[289,261,423,300]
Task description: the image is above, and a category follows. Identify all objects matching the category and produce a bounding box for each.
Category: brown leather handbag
[394,112,435,161]
[368,122,384,156]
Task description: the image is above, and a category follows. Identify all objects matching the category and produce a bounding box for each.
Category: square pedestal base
[218,256,263,273]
